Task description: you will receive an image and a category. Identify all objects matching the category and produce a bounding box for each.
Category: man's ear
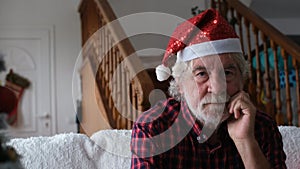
[241,80,245,90]
[178,87,183,96]
[176,79,184,95]
[241,77,248,91]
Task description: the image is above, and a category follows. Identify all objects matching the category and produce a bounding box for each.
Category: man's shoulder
[254,110,280,137]
[255,111,277,126]
[133,98,181,129]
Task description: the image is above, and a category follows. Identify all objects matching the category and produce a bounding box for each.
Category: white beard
[184,92,230,128]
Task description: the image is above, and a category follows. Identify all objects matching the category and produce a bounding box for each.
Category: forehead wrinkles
[191,55,224,72]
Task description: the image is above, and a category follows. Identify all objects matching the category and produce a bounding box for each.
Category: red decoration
[0,86,17,114]
[162,8,239,66]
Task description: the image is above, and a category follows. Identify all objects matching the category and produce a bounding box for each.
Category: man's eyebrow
[192,63,238,73]
[192,66,206,73]
[224,64,239,71]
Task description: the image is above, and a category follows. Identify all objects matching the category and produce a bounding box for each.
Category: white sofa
[8,126,300,169]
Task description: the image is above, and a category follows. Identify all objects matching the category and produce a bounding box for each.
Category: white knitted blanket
[8,132,131,169]
[278,126,300,169]
[7,127,300,169]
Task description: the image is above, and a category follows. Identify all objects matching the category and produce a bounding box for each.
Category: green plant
[191,6,204,16]
[0,132,23,169]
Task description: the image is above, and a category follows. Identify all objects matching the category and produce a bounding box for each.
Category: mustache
[200,93,230,105]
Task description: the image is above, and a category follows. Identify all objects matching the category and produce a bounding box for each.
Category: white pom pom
[155,64,171,81]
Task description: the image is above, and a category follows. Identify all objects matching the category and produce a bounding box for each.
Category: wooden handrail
[225,0,300,62]
[79,0,155,131]
[93,0,154,110]
[79,0,299,131]
[212,0,300,126]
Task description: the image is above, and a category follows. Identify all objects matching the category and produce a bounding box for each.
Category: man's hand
[227,91,256,142]
[226,91,270,169]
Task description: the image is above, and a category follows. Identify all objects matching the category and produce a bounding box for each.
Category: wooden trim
[226,0,300,62]
[79,0,155,131]
[212,0,300,125]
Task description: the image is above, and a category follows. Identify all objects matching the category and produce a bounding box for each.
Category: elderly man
[130,9,286,169]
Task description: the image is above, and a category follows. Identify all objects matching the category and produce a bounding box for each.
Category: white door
[0,26,55,138]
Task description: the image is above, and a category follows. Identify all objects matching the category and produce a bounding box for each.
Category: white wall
[1,0,297,135]
[266,18,300,35]
[107,0,300,58]
[108,0,207,57]
[108,0,207,18]
[0,0,81,133]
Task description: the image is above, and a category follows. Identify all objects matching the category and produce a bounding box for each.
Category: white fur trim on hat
[155,64,171,81]
[178,38,242,61]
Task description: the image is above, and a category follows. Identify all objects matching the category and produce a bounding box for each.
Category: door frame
[0,25,56,136]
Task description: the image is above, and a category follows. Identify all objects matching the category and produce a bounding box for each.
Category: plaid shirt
[130,98,286,169]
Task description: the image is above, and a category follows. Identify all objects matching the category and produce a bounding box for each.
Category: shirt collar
[180,100,229,145]
[180,100,203,137]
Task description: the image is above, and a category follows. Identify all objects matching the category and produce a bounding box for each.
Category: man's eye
[225,70,232,75]
[224,70,236,80]
[196,71,208,77]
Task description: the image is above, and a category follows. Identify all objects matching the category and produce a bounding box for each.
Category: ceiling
[250,0,300,18]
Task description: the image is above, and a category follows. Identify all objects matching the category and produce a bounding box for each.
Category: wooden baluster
[126,82,133,129]
[237,13,244,54]
[261,34,273,118]
[292,58,300,126]
[97,12,103,29]
[101,27,106,93]
[218,0,227,17]
[95,32,101,69]
[270,41,284,125]
[94,30,102,94]
[105,30,110,100]
[210,0,216,9]
[107,34,111,87]
[126,70,133,129]
[253,26,263,110]
[125,67,131,129]
[110,38,115,114]
[107,35,113,124]
[217,0,221,10]
[95,34,100,66]
[112,47,118,124]
[111,47,118,123]
[131,83,137,129]
[101,26,106,91]
[230,8,235,31]
[127,69,133,129]
[105,27,114,128]
[89,34,97,73]
[120,62,128,129]
[123,66,130,129]
[98,18,104,70]
[115,54,122,129]
[95,17,100,62]
[81,13,86,47]
[116,50,122,128]
[98,66,104,94]
[281,49,293,125]
[137,90,143,117]
[122,82,129,129]
[244,19,256,105]
[93,34,98,65]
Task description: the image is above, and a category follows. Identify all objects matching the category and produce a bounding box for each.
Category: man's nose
[207,73,226,94]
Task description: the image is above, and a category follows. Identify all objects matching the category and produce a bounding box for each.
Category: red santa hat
[156,8,243,81]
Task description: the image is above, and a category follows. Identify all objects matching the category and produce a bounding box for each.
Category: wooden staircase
[212,0,300,125]
[78,0,300,135]
[78,0,164,135]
